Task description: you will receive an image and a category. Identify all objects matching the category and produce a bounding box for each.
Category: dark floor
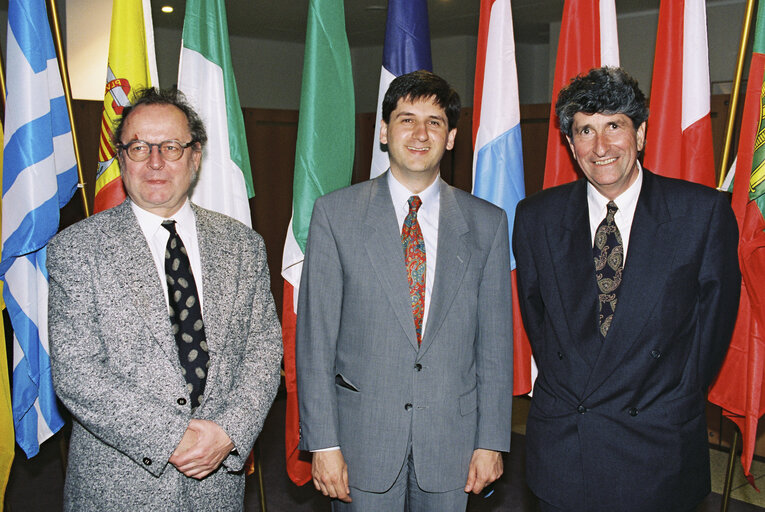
[5,391,764,511]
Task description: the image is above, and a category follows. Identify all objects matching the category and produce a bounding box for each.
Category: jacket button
[414,363,422,371]
[577,405,587,414]
[650,350,661,359]
[177,398,187,406]
[629,408,639,417]
[557,351,564,360]
[404,403,413,411]
[143,457,152,466]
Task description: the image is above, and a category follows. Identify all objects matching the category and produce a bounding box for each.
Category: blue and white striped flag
[472,0,525,269]
[369,0,432,178]
[1,0,78,457]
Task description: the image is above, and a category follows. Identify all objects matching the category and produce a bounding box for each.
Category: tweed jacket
[296,174,514,493]
[48,200,282,511]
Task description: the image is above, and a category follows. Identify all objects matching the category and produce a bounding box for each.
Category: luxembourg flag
[472,0,533,394]
[543,0,619,189]
[369,0,432,178]
[643,0,715,187]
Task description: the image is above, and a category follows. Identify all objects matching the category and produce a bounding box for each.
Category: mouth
[407,146,429,153]
[594,157,617,166]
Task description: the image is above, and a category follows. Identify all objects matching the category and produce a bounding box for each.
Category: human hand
[312,449,352,502]
[464,448,503,494]
[169,419,234,479]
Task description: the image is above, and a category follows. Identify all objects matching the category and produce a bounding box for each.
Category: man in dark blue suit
[513,67,741,512]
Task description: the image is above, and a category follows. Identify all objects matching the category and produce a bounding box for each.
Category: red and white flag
[543,0,619,189]
[643,0,715,187]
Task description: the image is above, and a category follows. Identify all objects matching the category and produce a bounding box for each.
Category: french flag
[472,0,533,395]
[543,0,620,189]
[643,0,716,187]
[370,0,432,178]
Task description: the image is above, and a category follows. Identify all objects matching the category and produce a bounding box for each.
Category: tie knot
[408,196,422,213]
[606,201,618,214]
[161,220,177,235]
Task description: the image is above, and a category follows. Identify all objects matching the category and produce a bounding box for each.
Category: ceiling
[150,0,665,47]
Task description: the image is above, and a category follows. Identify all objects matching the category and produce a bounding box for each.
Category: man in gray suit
[47,88,282,511]
[296,71,513,510]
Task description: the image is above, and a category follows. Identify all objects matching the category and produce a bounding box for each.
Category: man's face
[380,96,457,188]
[566,112,645,200]
[119,104,201,218]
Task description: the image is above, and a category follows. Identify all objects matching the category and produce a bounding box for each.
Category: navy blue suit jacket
[513,170,741,511]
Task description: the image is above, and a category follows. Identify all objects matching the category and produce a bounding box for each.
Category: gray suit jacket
[48,200,282,511]
[296,174,513,493]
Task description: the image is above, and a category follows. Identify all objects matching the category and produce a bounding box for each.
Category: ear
[445,128,457,150]
[565,134,576,157]
[191,145,203,170]
[636,121,647,152]
[380,120,389,145]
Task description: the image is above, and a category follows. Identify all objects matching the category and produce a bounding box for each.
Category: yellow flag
[93,0,157,213]
[0,121,14,511]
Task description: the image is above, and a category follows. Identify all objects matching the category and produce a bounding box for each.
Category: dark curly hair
[555,67,648,138]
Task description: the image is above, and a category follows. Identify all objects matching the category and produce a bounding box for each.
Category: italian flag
[543,0,619,189]
[178,0,253,226]
[643,0,716,187]
[282,0,355,485]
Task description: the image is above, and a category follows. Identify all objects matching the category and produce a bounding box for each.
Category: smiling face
[380,96,457,193]
[567,112,646,200]
[119,104,201,217]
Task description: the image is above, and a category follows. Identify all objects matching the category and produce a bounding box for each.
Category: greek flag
[1,0,78,457]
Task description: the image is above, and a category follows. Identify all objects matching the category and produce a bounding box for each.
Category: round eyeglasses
[117,140,196,162]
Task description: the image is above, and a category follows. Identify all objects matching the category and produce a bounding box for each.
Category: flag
[0,122,15,509]
[2,0,79,457]
[369,0,432,178]
[94,0,158,213]
[178,0,253,227]
[643,0,716,187]
[707,0,765,478]
[471,0,532,395]
[543,0,619,188]
[282,0,355,485]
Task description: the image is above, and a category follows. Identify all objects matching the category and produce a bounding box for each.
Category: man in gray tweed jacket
[47,88,282,511]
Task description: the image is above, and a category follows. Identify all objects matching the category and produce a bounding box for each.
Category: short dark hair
[113,87,208,148]
[555,66,648,138]
[382,70,461,130]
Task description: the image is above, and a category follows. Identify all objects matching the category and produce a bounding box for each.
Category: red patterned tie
[402,196,426,345]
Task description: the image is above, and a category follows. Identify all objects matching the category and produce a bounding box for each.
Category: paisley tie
[402,196,426,345]
[593,201,623,338]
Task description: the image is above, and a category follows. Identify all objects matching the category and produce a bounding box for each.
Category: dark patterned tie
[402,196,426,345]
[593,201,623,338]
[162,220,209,408]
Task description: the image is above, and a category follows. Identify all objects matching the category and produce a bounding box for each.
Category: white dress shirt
[387,171,440,336]
[587,164,643,262]
[131,199,204,311]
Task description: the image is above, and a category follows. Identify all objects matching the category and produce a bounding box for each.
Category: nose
[593,132,608,156]
[413,121,429,141]
[146,145,164,169]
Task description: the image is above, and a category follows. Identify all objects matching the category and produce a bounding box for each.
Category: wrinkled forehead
[122,104,191,142]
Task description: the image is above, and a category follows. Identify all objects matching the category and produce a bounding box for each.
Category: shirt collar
[387,170,441,217]
[586,162,643,215]
[131,199,195,239]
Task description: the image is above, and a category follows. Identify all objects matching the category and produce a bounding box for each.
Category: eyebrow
[394,111,446,123]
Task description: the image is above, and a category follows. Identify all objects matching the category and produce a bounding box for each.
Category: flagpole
[0,48,6,113]
[718,0,757,189]
[45,0,90,218]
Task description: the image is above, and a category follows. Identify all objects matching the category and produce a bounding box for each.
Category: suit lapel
[98,201,177,361]
[363,175,420,350]
[584,171,676,397]
[419,182,470,356]
[549,181,601,369]
[193,205,235,357]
